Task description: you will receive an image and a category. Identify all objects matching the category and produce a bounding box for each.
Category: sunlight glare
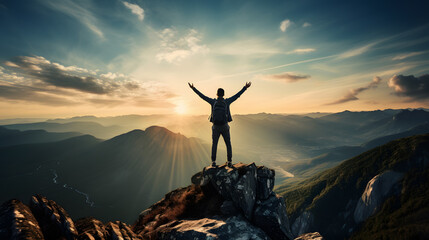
[174,103,187,115]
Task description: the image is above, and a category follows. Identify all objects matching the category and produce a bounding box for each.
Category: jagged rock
[105,221,141,240]
[256,166,275,200]
[294,232,324,240]
[253,193,294,240]
[0,199,44,240]
[194,163,258,220]
[156,216,271,240]
[75,217,109,240]
[204,164,240,200]
[75,218,142,240]
[353,170,403,223]
[232,163,257,219]
[189,163,294,240]
[30,194,78,240]
[291,211,313,236]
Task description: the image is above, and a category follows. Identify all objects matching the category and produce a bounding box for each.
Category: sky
[0,0,429,118]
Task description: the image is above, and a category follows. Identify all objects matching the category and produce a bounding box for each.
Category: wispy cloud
[122,1,144,21]
[392,51,426,60]
[326,76,382,105]
[337,42,376,59]
[42,0,104,38]
[388,74,429,100]
[288,48,316,54]
[156,28,209,63]
[280,19,292,32]
[213,55,335,79]
[302,22,311,28]
[259,72,310,83]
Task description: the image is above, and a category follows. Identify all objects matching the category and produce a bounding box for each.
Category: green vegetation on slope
[276,134,429,239]
[351,167,429,240]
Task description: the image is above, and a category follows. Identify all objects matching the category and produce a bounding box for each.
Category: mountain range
[1,134,428,239]
[0,126,218,223]
[1,108,429,226]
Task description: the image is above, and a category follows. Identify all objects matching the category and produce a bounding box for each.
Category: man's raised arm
[227,82,251,104]
[188,82,213,104]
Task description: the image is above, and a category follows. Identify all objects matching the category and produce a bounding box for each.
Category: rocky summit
[0,162,322,240]
[190,163,293,240]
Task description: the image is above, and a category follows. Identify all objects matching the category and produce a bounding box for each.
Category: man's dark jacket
[191,86,247,123]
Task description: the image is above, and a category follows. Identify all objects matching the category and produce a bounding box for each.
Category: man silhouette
[188,82,251,167]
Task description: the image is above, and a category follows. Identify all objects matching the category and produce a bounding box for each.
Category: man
[188,82,251,167]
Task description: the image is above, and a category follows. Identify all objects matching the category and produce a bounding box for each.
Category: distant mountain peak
[144,125,174,134]
[106,126,183,145]
[393,109,429,121]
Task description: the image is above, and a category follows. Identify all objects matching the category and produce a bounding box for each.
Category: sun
[174,103,187,115]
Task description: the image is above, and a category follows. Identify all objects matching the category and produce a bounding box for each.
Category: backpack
[212,99,228,125]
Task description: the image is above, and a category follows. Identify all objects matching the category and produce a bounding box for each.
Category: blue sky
[0,0,428,118]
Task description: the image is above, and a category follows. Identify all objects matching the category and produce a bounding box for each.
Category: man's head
[217,88,224,98]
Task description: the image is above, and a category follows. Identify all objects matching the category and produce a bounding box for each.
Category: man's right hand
[188,82,194,89]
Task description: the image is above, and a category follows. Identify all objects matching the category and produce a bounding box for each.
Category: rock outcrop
[156,216,270,240]
[291,211,314,236]
[0,195,140,240]
[0,199,44,240]
[353,170,403,223]
[294,232,324,240]
[1,162,314,240]
[30,194,78,240]
[180,162,293,240]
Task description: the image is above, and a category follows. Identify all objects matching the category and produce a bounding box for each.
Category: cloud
[302,22,311,27]
[122,1,144,21]
[326,76,382,105]
[1,55,176,107]
[388,74,429,100]
[5,56,118,94]
[392,51,425,60]
[259,72,310,83]
[280,19,292,32]
[0,84,77,106]
[337,42,376,59]
[156,28,209,63]
[42,1,104,38]
[288,48,316,54]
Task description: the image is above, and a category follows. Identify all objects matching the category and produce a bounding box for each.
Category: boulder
[204,165,240,200]
[353,170,403,223]
[232,163,257,219]
[193,163,259,220]
[256,166,275,200]
[0,199,44,240]
[253,193,294,240]
[156,216,270,240]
